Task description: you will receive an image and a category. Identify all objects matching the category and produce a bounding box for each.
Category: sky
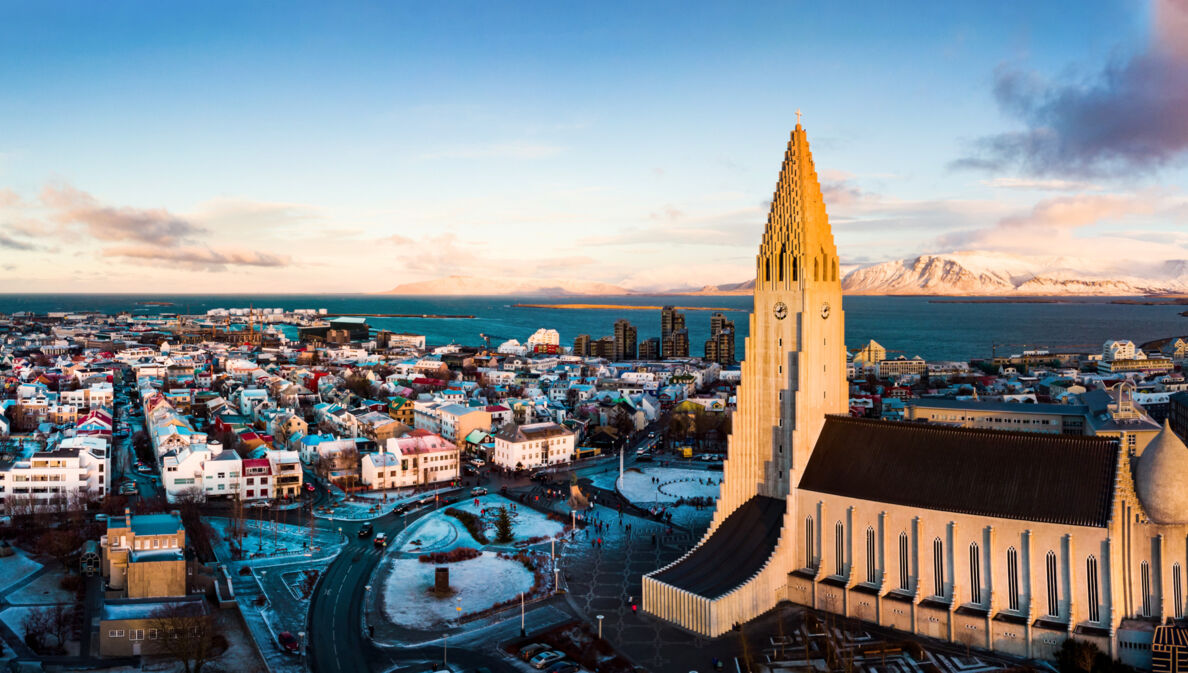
[0,0,1186,293]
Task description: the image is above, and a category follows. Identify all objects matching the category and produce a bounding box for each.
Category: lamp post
[520,591,526,637]
[297,631,305,663]
[364,585,372,636]
[443,632,448,666]
[596,614,604,640]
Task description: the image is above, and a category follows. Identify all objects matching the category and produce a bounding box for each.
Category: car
[358,523,374,538]
[305,483,315,492]
[94,513,108,522]
[648,431,656,438]
[462,465,477,475]
[245,501,270,509]
[136,464,152,474]
[469,458,485,467]
[544,662,581,673]
[374,532,388,547]
[530,472,549,482]
[470,487,488,496]
[277,631,299,652]
[518,643,550,661]
[530,651,565,669]
[636,454,653,463]
[119,482,138,495]
[635,448,648,455]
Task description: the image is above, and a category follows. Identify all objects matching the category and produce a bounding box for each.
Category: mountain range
[379,253,1188,296]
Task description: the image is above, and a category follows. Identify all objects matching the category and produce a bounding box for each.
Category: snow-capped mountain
[841,252,1188,296]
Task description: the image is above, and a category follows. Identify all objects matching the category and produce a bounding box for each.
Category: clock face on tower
[773,302,788,320]
[820,302,831,319]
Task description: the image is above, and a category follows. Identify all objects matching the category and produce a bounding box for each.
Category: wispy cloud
[0,233,35,251]
[41,184,205,246]
[102,245,289,271]
[980,177,1102,191]
[952,0,1188,177]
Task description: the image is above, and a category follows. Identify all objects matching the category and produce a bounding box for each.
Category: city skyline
[1,0,1186,293]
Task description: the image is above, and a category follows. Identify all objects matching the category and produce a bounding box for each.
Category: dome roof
[1136,420,1188,524]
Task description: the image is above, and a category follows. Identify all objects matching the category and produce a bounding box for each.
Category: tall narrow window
[1007,547,1020,611]
[1046,551,1059,617]
[969,543,982,604]
[866,527,876,583]
[1175,564,1183,620]
[1141,561,1152,617]
[765,259,771,282]
[933,537,945,597]
[778,245,785,281]
[814,259,820,281]
[835,521,845,576]
[805,517,815,569]
[832,259,838,282]
[792,259,798,281]
[1086,556,1101,623]
[898,532,909,590]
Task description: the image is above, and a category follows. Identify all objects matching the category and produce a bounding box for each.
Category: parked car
[305,483,316,492]
[530,651,565,669]
[136,463,152,474]
[119,482,138,495]
[469,458,485,467]
[358,523,373,538]
[374,532,388,547]
[518,643,550,661]
[544,662,582,673]
[277,631,299,652]
[470,487,488,496]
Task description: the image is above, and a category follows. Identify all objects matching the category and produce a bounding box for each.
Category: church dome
[1136,420,1188,524]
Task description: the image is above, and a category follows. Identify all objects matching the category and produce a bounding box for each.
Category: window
[130,629,145,641]
[1176,564,1184,620]
[866,527,876,584]
[898,532,909,590]
[805,517,815,568]
[1007,547,1020,611]
[835,521,845,575]
[969,543,982,604]
[1046,551,1059,617]
[933,537,944,597]
[109,630,125,638]
[1141,561,1152,617]
[1087,556,1101,623]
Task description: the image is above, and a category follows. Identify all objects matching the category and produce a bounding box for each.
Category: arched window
[866,527,876,583]
[969,543,982,604]
[1046,551,1059,617]
[898,532,909,590]
[1141,561,1152,617]
[933,537,944,597]
[835,521,845,576]
[805,517,815,569]
[1175,563,1183,620]
[1007,547,1020,611]
[1086,556,1100,623]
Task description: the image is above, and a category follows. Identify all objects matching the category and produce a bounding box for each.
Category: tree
[494,506,514,544]
[21,607,54,653]
[37,529,82,569]
[147,601,219,673]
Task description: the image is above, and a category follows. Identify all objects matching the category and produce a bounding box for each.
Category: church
[642,122,1188,668]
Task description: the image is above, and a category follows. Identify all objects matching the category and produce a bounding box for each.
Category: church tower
[643,121,847,636]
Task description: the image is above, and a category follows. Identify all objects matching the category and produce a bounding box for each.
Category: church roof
[798,416,1119,528]
[1135,420,1188,524]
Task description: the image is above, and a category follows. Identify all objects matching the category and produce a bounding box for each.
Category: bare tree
[147,602,219,673]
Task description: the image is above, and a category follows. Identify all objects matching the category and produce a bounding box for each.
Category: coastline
[512,303,746,312]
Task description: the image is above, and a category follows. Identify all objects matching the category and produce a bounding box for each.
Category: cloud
[102,245,289,271]
[0,233,35,251]
[0,189,21,209]
[41,184,205,246]
[952,0,1188,177]
[980,177,1102,191]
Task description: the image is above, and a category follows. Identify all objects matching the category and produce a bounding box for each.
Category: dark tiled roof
[650,495,784,599]
[909,398,1087,416]
[798,416,1119,528]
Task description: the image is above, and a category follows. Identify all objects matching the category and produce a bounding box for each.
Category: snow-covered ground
[7,569,73,605]
[381,552,533,629]
[396,495,565,553]
[0,605,80,656]
[209,517,345,563]
[616,467,721,504]
[0,551,42,593]
[316,485,458,521]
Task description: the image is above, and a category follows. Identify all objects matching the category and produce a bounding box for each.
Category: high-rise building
[704,313,736,365]
[639,337,661,361]
[591,336,615,359]
[613,319,637,361]
[660,306,688,358]
[644,122,847,636]
[572,334,590,357]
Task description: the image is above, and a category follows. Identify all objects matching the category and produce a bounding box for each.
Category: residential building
[0,435,109,514]
[613,319,637,361]
[572,334,590,357]
[492,422,576,470]
[361,433,460,489]
[101,509,187,599]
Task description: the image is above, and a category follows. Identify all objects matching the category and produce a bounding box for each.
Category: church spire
[755,123,840,293]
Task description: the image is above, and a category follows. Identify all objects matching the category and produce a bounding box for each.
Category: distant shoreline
[513,303,746,312]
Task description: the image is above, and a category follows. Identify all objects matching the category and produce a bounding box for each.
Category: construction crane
[479,333,510,348]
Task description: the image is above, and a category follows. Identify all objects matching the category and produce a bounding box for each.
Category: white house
[492,422,576,471]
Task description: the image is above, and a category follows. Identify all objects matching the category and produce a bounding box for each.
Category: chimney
[123,507,131,519]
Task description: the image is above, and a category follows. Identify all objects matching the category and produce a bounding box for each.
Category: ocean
[2,293,1184,363]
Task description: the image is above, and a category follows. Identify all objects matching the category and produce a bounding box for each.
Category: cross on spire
[795,109,802,126]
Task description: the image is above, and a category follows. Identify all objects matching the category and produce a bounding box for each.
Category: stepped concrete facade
[642,123,846,636]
